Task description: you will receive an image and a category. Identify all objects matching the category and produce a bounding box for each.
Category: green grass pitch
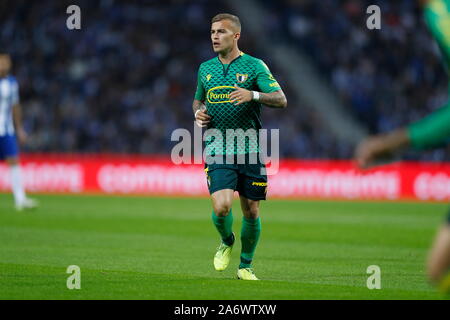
[0,193,448,300]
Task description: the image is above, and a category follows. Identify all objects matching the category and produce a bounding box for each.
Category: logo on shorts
[251,182,267,187]
[236,73,248,83]
[205,167,211,186]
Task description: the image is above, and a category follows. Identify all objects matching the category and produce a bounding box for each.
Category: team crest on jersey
[206,74,212,81]
[236,73,248,83]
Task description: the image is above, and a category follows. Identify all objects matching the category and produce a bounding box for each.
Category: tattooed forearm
[258,90,287,108]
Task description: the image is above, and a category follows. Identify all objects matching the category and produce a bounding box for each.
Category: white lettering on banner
[98,165,207,194]
[270,170,399,199]
[0,163,83,192]
[414,173,450,201]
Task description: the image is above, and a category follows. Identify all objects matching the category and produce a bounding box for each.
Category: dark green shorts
[204,161,268,201]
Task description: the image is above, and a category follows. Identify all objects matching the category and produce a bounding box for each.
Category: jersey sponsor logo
[207,85,235,104]
[269,82,280,88]
[236,73,248,83]
[206,74,212,81]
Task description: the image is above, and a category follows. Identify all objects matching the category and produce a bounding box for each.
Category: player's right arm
[193,66,211,127]
[255,59,287,108]
[193,99,210,127]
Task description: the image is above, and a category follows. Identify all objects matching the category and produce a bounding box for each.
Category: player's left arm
[229,60,287,108]
[13,103,27,145]
[11,80,27,144]
[257,90,287,108]
[355,101,450,168]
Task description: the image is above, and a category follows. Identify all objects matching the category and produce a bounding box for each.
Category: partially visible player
[0,52,38,211]
[355,0,450,293]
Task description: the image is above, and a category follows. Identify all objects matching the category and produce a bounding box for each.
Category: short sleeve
[194,67,205,101]
[408,102,450,149]
[255,59,282,93]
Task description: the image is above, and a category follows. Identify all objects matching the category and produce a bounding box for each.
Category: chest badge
[236,73,248,83]
[206,74,212,81]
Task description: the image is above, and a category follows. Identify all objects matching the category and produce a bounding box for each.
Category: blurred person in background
[0,52,38,211]
[355,0,450,293]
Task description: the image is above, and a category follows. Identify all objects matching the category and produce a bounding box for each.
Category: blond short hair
[211,13,241,32]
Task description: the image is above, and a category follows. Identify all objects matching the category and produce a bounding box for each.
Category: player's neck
[218,46,241,64]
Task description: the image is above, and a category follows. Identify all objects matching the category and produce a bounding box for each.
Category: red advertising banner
[0,154,449,201]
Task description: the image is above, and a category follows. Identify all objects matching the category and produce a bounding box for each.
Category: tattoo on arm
[258,90,287,108]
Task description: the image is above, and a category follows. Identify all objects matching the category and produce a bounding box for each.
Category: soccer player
[355,0,450,292]
[193,13,287,280]
[0,52,38,211]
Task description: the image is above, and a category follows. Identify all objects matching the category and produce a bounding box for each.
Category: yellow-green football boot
[237,268,259,280]
[213,233,234,271]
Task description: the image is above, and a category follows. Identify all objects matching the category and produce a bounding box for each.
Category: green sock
[239,217,261,269]
[212,210,234,246]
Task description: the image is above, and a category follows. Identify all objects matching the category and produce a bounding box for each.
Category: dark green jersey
[194,52,281,156]
[408,0,450,149]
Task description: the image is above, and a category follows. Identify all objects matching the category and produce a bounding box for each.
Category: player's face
[211,20,240,53]
[0,55,11,77]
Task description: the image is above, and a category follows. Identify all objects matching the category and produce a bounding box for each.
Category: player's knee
[213,202,232,217]
[243,206,259,219]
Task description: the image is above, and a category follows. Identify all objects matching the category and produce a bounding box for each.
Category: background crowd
[1,0,448,160]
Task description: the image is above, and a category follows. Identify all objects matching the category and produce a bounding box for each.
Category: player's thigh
[236,163,268,202]
[0,135,19,164]
[211,189,235,216]
[206,166,238,194]
[239,195,260,219]
[206,167,238,216]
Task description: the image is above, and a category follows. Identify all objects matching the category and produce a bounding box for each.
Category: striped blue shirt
[0,75,19,137]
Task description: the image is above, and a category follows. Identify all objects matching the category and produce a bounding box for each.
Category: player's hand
[354,136,390,169]
[355,129,409,169]
[16,127,28,145]
[229,84,253,105]
[195,108,211,128]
